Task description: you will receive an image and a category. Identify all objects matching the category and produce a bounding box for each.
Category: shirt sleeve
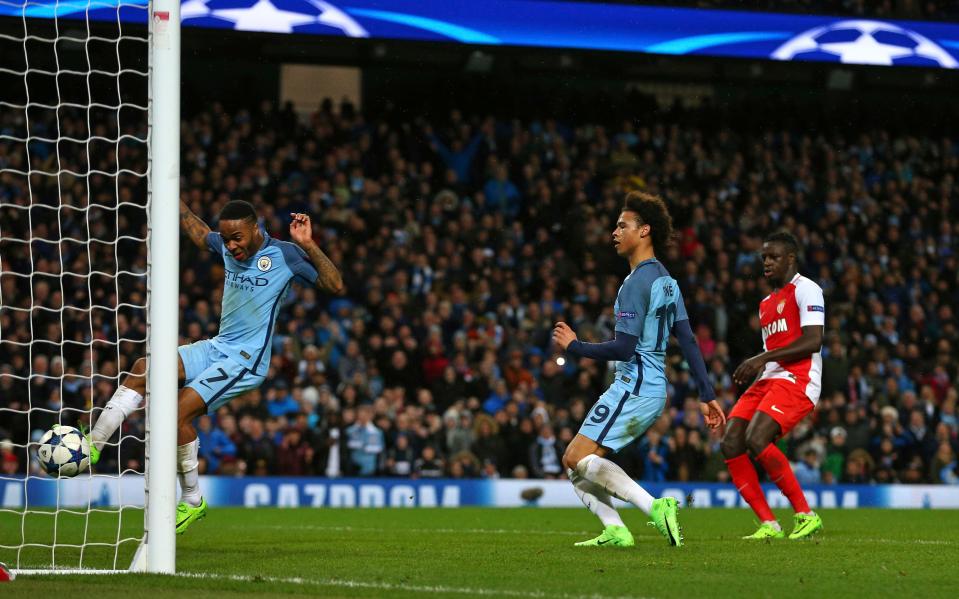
[205,232,223,254]
[671,319,715,402]
[674,284,689,322]
[796,278,826,327]
[614,275,649,337]
[279,241,320,286]
[566,331,638,362]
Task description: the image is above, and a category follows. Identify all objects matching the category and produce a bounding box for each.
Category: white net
[0,0,150,570]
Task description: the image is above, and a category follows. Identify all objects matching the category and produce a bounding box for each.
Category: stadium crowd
[2,93,958,486]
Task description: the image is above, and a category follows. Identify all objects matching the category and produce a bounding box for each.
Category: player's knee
[720,430,746,459]
[178,406,205,426]
[177,393,206,425]
[562,447,586,472]
[561,450,577,472]
[745,433,770,458]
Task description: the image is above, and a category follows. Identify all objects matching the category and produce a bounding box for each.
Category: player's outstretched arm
[179,199,211,250]
[289,212,345,295]
[552,322,637,361]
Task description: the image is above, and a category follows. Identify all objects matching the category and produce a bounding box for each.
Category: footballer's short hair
[218,200,257,224]
[622,191,674,256]
[764,230,801,258]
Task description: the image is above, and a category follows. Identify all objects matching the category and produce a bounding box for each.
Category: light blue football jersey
[205,230,318,375]
[612,258,689,397]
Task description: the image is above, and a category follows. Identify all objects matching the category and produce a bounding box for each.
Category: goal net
[0,0,177,574]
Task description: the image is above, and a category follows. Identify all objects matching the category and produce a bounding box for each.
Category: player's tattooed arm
[179,200,211,249]
[304,242,346,295]
[289,213,346,295]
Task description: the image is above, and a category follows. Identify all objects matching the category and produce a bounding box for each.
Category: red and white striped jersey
[758,273,825,403]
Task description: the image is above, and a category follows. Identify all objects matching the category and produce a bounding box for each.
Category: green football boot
[788,512,823,540]
[742,522,785,540]
[79,423,100,466]
[649,497,683,547]
[175,498,208,535]
[574,525,635,547]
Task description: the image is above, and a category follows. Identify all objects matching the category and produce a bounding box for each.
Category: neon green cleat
[79,424,100,466]
[649,497,683,547]
[574,525,635,547]
[788,512,823,540]
[87,440,100,466]
[742,522,785,540]
[175,498,208,535]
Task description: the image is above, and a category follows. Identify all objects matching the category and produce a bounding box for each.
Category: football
[37,425,90,477]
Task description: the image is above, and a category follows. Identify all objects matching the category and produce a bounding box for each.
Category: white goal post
[143,0,180,575]
[0,0,179,575]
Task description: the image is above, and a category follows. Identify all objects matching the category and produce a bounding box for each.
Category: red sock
[756,444,811,513]
[725,454,775,522]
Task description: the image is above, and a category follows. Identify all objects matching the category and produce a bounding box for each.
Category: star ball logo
[183,0,369,36]
[772,20,958,68]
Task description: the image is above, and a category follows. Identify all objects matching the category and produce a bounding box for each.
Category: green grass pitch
[3,507,957,598]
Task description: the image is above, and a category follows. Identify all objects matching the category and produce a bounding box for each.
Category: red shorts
[728,378,814,435]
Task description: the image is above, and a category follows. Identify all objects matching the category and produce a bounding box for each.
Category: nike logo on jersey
[199,368,229,389]
[770,405,785,414]
[762,318,788,337]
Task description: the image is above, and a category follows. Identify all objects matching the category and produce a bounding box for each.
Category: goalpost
[0,0,178,574]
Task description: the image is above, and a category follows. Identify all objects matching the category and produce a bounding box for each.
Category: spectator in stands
[670,427,706,482]
[484,163,521,219]
[414,445,445,478]
[930,442,958,484]
[471,415,509,476]
[346,405,384,476]
[239,417,275,476]
[276,427,313,476]
[196,415,237,474]
[1,440,19,476]
[426,121,484,184]
[528,424,564,479]
[793,448,823,486]
[385,433,416,476]
[638,430,670,483]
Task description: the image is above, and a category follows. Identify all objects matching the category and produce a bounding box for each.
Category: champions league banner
[3,475,959,509]
[2,1,959,69]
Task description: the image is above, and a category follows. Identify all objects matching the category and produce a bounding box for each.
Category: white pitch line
[254,525,956,546]
[15,569,128,575]
[254,524,591,536]
[13,570,654,599]
[852,538,954,546]
[252,524,666,541]
[175,572,655,599]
